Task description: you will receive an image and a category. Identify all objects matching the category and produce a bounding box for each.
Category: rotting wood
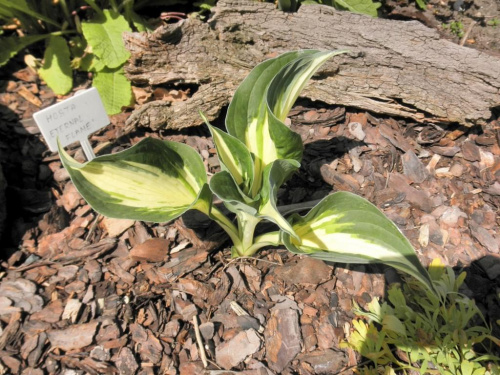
[123,0,500,131]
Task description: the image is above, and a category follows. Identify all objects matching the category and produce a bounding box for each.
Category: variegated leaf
[226,49,348,194]
[209,170,258,216]
[282,191,434,292]
[258,159,300,238]
[203,114,254,195]
[58,137,211,222]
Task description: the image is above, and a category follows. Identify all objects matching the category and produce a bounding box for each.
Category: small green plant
[342,259,500,374]
[0,0,183,114]
[58,50,435,292]
[278,0,381,17]
[486,18,500,27]
[443,21,465,38]
[414,0,427,11]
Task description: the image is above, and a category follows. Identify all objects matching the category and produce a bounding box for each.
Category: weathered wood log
[123,0,500,131]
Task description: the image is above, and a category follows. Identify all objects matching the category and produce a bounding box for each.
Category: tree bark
[123,0,500,131]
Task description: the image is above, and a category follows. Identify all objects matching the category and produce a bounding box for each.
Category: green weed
[342,259,500,374]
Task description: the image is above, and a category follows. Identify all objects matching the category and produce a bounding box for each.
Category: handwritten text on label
[33,87,109,152]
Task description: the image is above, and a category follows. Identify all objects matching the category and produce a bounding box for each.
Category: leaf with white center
[258,159,299,237]
[81,9,131,69]
[58,137,211,222]
[282,191,434,292]
[209,171,258,216]
[226,50,348,179]
[202,114,254,195]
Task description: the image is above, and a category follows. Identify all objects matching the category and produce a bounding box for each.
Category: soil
[0,1,499,374]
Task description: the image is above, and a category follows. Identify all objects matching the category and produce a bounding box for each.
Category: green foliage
[282,192,434,291]
[414,0,427,11]
[281,0,381,17]
[0,0,177,112]
[38,36,73,95]
[443,21,465,38]
[342,259,500,374]
[0,34,49,67]
[92,66,132,114]
[486,18,500,27]
[81,9,131,69]
[59,50,434,294]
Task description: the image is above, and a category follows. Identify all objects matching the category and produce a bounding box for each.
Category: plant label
[33,87,109,160]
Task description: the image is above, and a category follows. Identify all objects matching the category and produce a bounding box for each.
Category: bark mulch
[0,59,499,373]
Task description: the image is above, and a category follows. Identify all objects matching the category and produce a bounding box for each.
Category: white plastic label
[33,87,109,160]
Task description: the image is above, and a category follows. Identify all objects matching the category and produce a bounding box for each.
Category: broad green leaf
[334,0,381,17]
[226,51,307,150]
[226,50,348,190]
[267,51,346,122]
[282,191,435,292]
[58,137,211,222]
[0,34,49,67]
[93,66,132,115]
[203,115,254,194]
[80,53,106,72]
[81,9,131,69]
[258,159,299,237]
[209,171,258,216]
[39,36,73,95]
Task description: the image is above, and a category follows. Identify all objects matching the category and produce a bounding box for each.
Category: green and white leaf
[209,171,259,216]
[0,34,49,67]
[282,191,435,292]
[92,66,132,115]
[81,9,131,69]
[58,137,211,222]
[225,50,348,196]
[38,36,73,95]
[258,159,299,237]
[203,114,254,195]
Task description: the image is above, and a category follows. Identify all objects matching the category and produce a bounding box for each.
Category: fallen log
[123,0,500,131]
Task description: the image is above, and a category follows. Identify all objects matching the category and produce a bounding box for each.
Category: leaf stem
[209,206,242,250]
[243,231,282,256]
[236,211,262,256]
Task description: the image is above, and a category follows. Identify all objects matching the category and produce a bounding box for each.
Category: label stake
[33,87,109,162]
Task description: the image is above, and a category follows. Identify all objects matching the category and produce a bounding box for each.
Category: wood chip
[129,238,169,262]
[101,217,135,238]
[47,321,99,351]
[216,329,261,370]
[264,308,302,372]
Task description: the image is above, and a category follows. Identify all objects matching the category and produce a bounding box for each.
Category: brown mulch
[1,11,500,375]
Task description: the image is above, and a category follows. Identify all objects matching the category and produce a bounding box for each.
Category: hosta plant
[342,259,500,374]
[59,50,435,292]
